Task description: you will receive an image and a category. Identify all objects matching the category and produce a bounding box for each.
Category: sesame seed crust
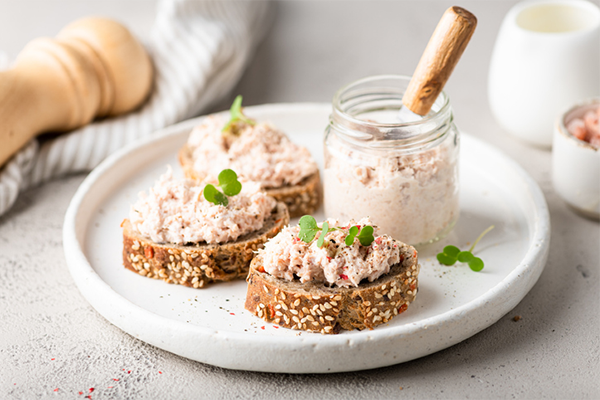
[244,242,420,334]
[122,202,289,288]
[179,144,321,218]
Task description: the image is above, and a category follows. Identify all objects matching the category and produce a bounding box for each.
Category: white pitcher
[488,0,600,148]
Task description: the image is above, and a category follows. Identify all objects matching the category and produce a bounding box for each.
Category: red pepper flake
[159,371,163,374]
[273,325,279,329]
[113,379,119,381]
[51,358,55,360]
[375,237,383,245]
[78,392,83,395]
[85,396,92,399]
[108,386,113,389]
[340,274,348,280]
[127,370,131,374]
[229,312,235,315]
[398,304,408,314]
[410,283,416,291]
[144,246,154,259]
[54,388,59,392]
[413,250,417,258]
[258,265,265,273]
[261,326,265,330]
[89,388,94,393]
[326,256,332,262]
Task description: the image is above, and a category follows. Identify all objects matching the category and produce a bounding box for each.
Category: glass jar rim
[331,74,451,130]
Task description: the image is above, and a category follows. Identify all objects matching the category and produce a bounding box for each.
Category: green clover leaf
[345,226,359,246]
[222,95,255,133]
[203,184,228,206]
[298,215,319,243]
[317,221,329,248]
[357,225,374,246]
[218,169,242,196]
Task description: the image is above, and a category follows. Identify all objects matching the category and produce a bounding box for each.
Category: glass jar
[323,75,460,245]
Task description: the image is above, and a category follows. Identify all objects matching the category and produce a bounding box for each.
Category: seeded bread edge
[244,243,420,334]
[122,202,289,288]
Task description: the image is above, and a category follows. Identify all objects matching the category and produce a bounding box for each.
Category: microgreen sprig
[436,225,495,272]
[298,215,375,248]
[222,95,255,134]
[203,169,242,206]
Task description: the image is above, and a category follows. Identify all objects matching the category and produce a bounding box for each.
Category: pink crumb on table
[567,105,600,148]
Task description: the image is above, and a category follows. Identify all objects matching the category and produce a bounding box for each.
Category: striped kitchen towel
[0,0,272,216]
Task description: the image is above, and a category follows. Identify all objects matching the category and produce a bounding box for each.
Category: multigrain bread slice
[245,243,420,334]
[178,143,322,218]
[122,202,289,288]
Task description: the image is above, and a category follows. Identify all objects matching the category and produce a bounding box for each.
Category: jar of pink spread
[323,75,460,245]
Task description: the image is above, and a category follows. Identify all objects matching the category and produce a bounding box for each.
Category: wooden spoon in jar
[398,6,477,122]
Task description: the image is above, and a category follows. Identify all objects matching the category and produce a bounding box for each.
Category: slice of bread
[244,242,420,334]
[122,202,289,288]
[178,143,321,218]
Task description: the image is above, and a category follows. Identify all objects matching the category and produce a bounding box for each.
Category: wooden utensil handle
[0,17,153,167]
[403,6,477,116]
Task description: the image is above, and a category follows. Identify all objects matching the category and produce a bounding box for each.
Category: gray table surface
[1,1,598,399]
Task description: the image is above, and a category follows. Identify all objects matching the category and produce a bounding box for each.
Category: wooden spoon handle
[403,6,477,116]
[0,17,153,167]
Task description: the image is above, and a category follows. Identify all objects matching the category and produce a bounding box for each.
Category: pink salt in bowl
[552,98,600,219]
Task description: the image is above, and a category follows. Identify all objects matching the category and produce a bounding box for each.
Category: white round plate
[63,103,550,373]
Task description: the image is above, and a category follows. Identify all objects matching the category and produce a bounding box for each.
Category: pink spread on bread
[261,218,401,288]
[129,167,276,245]
[187,115,318,188]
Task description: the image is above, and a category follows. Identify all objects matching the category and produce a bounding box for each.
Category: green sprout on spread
[298,215,375,248]
[436,225,495,272]
[203,169,242,207]
[222,95,255,134]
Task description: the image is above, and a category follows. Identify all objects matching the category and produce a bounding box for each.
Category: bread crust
[244,243,420,334]
[122,202,289,288]
[178,143,321,218]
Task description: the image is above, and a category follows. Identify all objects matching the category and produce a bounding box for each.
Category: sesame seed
[306,315,315,321]
[292,316,300,323]
[139,269,147,276]
[373,315,381,322]
[192,277,199,284]
[319,317,325,324]
[284,315,290,324]
[375,293,383,299]
[364,301,371,306]
[169,255,174,262]
[333,308,339,313]
[382,284,387,290]
[275,318,281,324]
[319,304,326,312]
[367,311,373,317]
[393,308,398,315]
[324,303,332,309]
[312,296,321,300]
[193,282,199,289]
[259,303,265,308]
[372,308,378,313]
[263,286,269,294]
[334,295,342,301]
[331,301,338,306]
[312,322,319,326]
[275,304,281,310]
[325,316,334,321]
[293,299,300,307]
[407,290,413,295]
[281,303,288,311]
[406,271,412,277]
[316,309,323,316]
[302,307,309,314]
[275,288,280,295]
[290,309,298,315]
[275,311,283,316]
[281,293,286,300]
[324,326,333,332]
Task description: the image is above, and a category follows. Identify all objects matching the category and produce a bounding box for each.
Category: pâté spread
[323,75,460,245]
[129,167,276,245]
[261,218,401,288]
[186,115,318,188]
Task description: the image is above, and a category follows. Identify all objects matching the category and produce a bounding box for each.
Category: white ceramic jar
[552,98,600,219]
[489,0,600,148]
